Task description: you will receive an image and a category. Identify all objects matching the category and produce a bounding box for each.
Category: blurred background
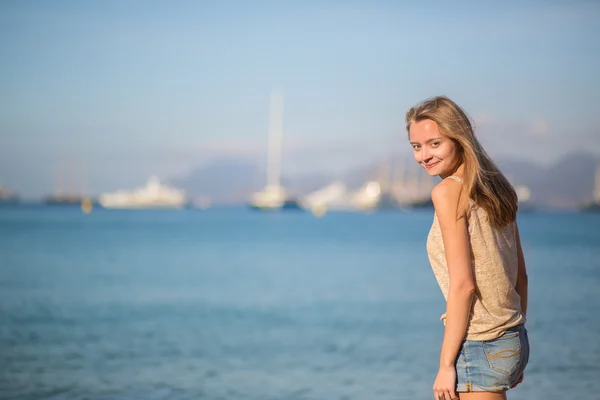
[1,1,599,399]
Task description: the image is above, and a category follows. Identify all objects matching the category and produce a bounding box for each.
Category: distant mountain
[169,151,599,210]
[169,157,339,204]
[168,158,262,204]
[497,152,598,209]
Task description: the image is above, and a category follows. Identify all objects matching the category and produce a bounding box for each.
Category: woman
[406,96,529,400]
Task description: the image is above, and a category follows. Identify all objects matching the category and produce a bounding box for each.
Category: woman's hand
[433,365,458,400]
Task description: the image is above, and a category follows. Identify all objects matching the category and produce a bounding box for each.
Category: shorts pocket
[483,330,521,376]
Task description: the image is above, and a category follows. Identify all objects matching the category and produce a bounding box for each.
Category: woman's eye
[412,144,420,150]
[431,142,440,147]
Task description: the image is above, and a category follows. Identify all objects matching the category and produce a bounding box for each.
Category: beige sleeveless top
[426,175,525,341]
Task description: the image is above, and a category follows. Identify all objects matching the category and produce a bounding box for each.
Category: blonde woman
[406,96,529,400]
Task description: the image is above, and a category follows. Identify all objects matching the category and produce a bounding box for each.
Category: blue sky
[1,0,599,197]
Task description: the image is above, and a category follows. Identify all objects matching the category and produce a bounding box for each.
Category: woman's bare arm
[515,223,528,317]
[432,179,476,368]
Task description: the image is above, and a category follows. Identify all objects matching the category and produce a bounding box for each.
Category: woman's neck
[440,163,465,179]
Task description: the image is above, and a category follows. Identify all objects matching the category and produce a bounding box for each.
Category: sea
[1,206,599,400]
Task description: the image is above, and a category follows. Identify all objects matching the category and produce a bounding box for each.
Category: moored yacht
[98,176,187,209]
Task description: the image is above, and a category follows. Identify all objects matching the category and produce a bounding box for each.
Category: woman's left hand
[433,365,458,400]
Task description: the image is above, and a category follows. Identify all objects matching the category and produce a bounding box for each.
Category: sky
[1,0,599,198]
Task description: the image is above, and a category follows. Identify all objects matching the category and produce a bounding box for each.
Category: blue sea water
[0,206,599,400]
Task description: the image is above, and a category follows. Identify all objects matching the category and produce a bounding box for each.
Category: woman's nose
[421,147,432,163]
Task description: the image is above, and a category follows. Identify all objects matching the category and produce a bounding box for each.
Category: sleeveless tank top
[426,175,525,341]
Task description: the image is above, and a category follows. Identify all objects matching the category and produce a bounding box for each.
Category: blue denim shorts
[455,324,529,393]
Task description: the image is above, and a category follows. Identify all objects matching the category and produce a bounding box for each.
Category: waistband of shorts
[503,323,525,334]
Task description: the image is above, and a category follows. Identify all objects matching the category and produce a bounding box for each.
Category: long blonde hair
[405,96,518,228]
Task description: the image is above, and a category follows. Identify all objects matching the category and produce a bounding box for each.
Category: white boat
[352,181,383,211]
[98,176,187,209]
[249,184,300,210]
[248,90,301,211]
[515,185,535,212]
[301,181,357,212]
[302,180,393,214]
[515,185,532,203]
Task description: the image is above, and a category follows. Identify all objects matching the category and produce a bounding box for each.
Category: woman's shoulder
[432,176,462,204]
[431,177,464,219]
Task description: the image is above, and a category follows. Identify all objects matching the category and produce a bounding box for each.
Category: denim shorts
[455,324,529,393]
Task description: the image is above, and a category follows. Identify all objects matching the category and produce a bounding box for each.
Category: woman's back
[427,175,525,340]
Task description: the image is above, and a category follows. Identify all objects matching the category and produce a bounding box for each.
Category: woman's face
[409,119,460,178]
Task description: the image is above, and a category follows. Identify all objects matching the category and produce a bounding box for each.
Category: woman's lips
[424,161,439,169]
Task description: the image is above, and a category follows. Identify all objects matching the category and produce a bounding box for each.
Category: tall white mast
[594,164,600,203]
[267,90,284,188]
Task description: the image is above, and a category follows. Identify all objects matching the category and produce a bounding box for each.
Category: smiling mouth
[423,162,439,169]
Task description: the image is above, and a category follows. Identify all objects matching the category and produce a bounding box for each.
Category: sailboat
[390,158,434,209]
[43,158,90,206]
[580,164,600,212]
[248,91,302,211]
